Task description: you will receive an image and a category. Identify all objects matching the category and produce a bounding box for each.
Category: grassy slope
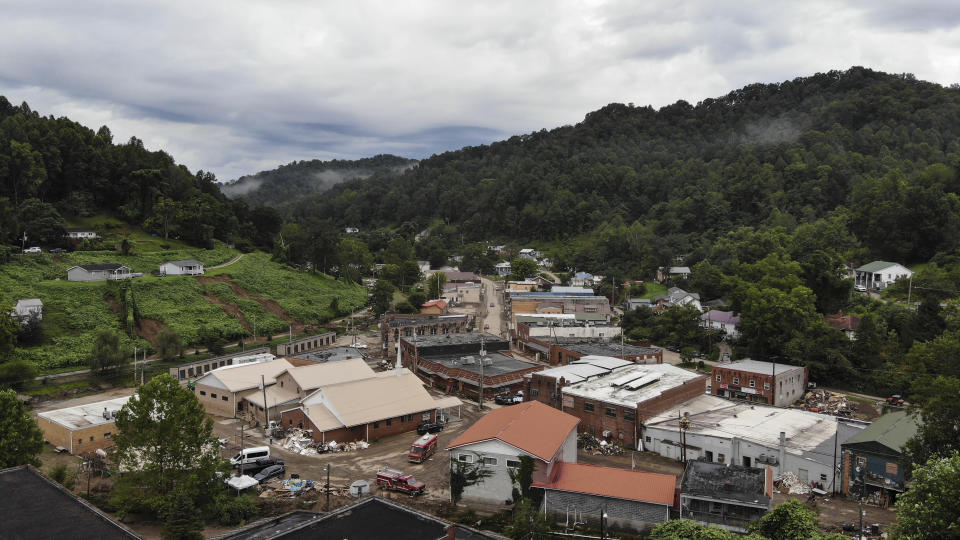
[3,221,367,371]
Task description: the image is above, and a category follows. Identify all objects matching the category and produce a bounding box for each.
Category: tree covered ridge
[308,67,960,264]
[0,97,280,250]
[222,153,417,209]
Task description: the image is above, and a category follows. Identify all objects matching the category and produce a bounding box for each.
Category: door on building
[798,468,809,483]
[743,456,751,467]
[705,450,714,462]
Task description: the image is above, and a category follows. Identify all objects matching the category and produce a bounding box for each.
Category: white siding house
[66,264,132,282]
[159,259,205,276]
[854,261,912,290]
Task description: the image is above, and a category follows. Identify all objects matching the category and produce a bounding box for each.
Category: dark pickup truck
[236,457,283,476]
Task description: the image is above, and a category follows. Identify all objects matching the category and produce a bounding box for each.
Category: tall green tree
[508,258,538,281]
[0,389,44,468]
[156,329,183,361]
[903,376,960,477]
[88,330,129,373]
[748,499,821,540]
[370,280,395,315]
[894,452,960,539]
[112,375,226,531]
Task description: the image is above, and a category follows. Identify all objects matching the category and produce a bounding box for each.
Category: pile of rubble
[774,471,811,495]
[280,429,371,455]
[577,433,626,456]
[800,389,854,417]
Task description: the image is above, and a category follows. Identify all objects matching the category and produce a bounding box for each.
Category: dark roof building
[550,342,662,365]
[219,497,507,539]
[290,346,366,364]
[0,465,140,539]
[841,411,920,505]
[680,461,772,533]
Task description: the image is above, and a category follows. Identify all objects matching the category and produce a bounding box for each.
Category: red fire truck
[376,468,426,496]
[408,433,438,463]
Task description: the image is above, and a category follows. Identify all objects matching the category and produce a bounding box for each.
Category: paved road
[479,276,504,337]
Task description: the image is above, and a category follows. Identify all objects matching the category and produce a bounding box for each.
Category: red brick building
[525,356,706,448]
[711,359,808,406]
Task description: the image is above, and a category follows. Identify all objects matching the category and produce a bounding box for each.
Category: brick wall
[37,416,119,455]
[280,407,435,444]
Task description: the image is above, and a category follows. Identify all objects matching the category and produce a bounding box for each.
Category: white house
[854,261,913,290]
[445,401,579,504]
[518,248,541,261]
[494,261,512,277]
[11,299,43,322]
[344,227,359,234]
[656,266,691,282]
[66,264,132,282]
[159,259,205,276]
[64,228,99,240]
[701,310,740,339]
[570,272,593,287]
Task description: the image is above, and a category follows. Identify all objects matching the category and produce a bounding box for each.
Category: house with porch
[66,264,132,282]
[159,259,205,275]
[854,261,912,290]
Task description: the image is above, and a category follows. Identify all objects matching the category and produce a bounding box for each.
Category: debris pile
[577,433,625,456]
[774,471,811,495]
[800,389,854,417]
[279,429,372,455]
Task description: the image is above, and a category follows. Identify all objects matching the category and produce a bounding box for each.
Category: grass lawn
[637,282,668,298]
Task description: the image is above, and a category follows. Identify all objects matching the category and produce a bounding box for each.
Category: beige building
[36,397,131,454]
[193,359,294,418]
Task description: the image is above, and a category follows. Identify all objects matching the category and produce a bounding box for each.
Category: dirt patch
[136,318,166,346]
[105,296,122,315]
[195,274,233,284]
[203,293,252,332]
[775,492,897,535]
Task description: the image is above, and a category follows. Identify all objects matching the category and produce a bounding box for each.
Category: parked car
[238,457,283,476]
[887,395,905,406]
[495,392,523,405]
[23,246,41,254]
[854,284,868,292]
[253,463,286,483]
[417,421,443,435]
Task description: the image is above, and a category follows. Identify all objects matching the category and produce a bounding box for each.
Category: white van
[230,446,270,467]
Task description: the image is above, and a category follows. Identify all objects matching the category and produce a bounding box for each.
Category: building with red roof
[446,401,579,504]
[420,299,448,315]
[533,462,676,534]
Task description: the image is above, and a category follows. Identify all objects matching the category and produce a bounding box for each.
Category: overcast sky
[2,1,959,181]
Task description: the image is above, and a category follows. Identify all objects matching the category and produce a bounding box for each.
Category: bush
[0,360,39,389]
[50,464,68,484]
[215,494,259,526]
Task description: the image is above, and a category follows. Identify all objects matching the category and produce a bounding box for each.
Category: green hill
[1,226,366,372]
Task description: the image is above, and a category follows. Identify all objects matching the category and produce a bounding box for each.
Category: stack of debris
[577,433,626,456]
[800,389,854,417]
[774,471,811,495]
[281,429,319,455]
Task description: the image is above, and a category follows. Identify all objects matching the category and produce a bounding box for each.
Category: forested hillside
[222,154,417,210]
[0,98,281,252]
[310,67,960,270]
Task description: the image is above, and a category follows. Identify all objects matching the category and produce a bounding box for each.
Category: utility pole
[325,464,331,511]
[261,375,269,429]
[478,334,486,411]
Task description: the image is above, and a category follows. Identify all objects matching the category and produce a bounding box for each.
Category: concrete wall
[37,416,118,455]
[194,383,247,417]
[276,332,337,356]
[451,440,538,504]
[542,490,669,534]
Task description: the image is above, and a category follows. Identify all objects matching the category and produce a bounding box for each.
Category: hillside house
[446,401,579,504]
[518,248,541,261]
[159,259,205,275]
[66,264,132,282]
[825,313,861,340]
[494,261,512,277]
[64,228,99,240]
[656,266,691,282]
[701,310,740,339]
[11,298,43,322]
[854,261,912,290]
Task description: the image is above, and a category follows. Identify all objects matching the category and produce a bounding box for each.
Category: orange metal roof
[445,401,579,462]
[532,462,676,506]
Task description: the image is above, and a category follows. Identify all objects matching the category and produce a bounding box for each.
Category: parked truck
[376,468,426,496]
[407,433,438,463]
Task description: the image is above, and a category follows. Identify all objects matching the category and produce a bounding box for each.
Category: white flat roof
[646,394,839,452]
[38,396,131,431]
[721,359,804,376]
[562,362,702,408]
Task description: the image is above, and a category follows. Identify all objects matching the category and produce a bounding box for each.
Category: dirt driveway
[213,399,489,504]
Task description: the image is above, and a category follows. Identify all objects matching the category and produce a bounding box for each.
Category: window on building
[221,396,228,401]
[605,407,617,418]
[422,412,431,420]
[764,382,770,390]
[645,436,651,443]
[716,374,721,382]
[199,391,206,396]
[90,436,94,442]
[749,380,756,388]
[458,454,474,463]
[886,462,899,475]
[820,473,828,481]
[624,410,635,421]
[104,433,111,439]
[733,377,739,385]
[211,393,217,399]
[506,459,521,469]
[374,422,379,429]
[718,453,725,463]
[482,457,498,466]
[179,370,186,379]
[530,388,539,397]
[584,402,594,412]
[386,418,392,426]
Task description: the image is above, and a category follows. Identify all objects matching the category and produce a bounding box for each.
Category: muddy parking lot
[214,398,488,504]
